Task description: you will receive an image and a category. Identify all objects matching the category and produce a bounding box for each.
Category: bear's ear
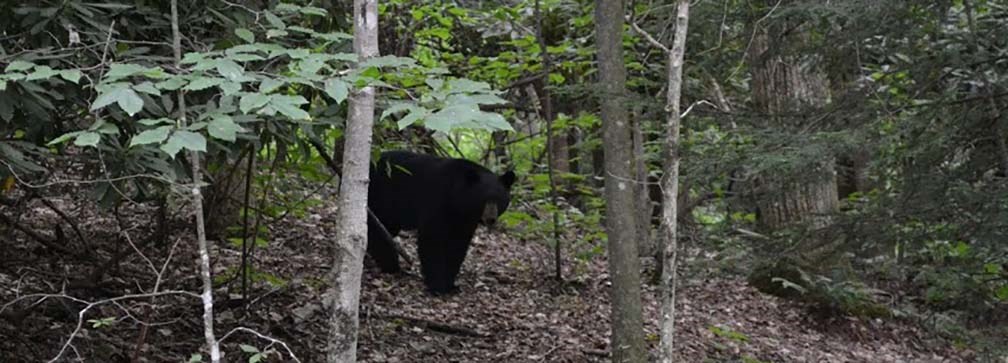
[500,170,516,188]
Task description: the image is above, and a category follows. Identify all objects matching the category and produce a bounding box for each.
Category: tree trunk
[171,0,220,361]
[326,0,378,361]
[632,110,653,257]
[657,1,690,360]
[747,8,838,229]
[595,0,646,361]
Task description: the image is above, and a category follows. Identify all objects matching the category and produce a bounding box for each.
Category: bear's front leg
[417,228,457,295]
[366,220,401,273]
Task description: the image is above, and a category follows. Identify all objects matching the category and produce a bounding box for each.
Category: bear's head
[455,164,516,227]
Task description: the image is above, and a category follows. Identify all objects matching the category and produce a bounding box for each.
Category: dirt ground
[0,183,976,362]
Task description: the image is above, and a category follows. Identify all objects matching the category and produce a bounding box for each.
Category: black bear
[366,150,516,294]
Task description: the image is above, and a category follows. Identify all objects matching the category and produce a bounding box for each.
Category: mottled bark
[595,0,646,361]
[658,1,690,360]
[326,0,378,361]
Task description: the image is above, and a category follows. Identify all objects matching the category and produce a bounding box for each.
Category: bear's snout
[481,202,499,226]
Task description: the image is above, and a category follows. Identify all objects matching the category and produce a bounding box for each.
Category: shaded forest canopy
[0,0,1005,361]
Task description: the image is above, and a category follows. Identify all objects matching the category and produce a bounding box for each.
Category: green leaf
[181,52,206,64]
[117,88,145,116]
[269,95,310,120]
[446,78,490,93]
[264,11,286,29]
[5,60,34,72]
[299,6,328,16]
[129,126,172,147]
[59,69,82,83]
[91,86,145,116]
[138,118,172,126]
[183,77,224,91]
[208,115,242,142]
[219,81,242,96]
[156,76,187,91]
[258,78,284,93]
[216,59,245,81]
[397,108,430,130]
[74,132,100,147]
[323,79,349,104]
[105,63,147,81]
[0,80,6,91]
[228,53,265,62]
[239,93,271,113]
[266,29,288,39]
[239,344,259,353]
[26,66,58,80]
[133,81,161,96]
[47,131,82,145]
[160,130,206,157]
[235,28,254,43]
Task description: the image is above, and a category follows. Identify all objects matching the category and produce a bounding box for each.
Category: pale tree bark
[595,0,646,361]
[658,2,689,359]
[748,4,838,229]
[326,0,378,361]
[628,0,690,360]
[170,1,220,361]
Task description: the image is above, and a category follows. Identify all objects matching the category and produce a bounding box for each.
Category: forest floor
[0,178,983,362]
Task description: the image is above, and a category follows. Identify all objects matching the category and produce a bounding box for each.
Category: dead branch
[382,313,490,338]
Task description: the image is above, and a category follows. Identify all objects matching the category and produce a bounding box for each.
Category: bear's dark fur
[367,150,516,294]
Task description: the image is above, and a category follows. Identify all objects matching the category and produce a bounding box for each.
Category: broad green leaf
[74,132,100,147]
[216,59,245,81]
[397,108,430,130]
[0,80,6,91]
[235,28,254,43]
[208,115,242,142]
[117,88,145,116]
[5,60,34,72]
[129,125,172,147]
[219,81,242,96]
[183,77,224,91]
[160,130,206,157]
[360,55,416,68]
[156,76,187,91]
[299,6,328,16]
[47,131,82,145]
[286,48,310,59]
[446,78,490,93]
[138,118,172,126]
[181,52,205,64]
[266,29,288,39]
[133,81,161,96]
[314,32,353,42]
[264,11,286,29]
[105,63,147,81]
[239,93,270,113]
[26,66,58,80]
[323,79,349,104]
[258,78,284,93]
[228,53,265,62]
[381,102,416,120]
[270,95,310,120]
[240,344,259,353]
[91,86,145,116]
[299,58,325,76]
[59,69,82,83]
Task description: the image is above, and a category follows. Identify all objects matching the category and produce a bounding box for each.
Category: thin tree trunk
[658,3,689,359]
[326,0,378,361]
[595,0,646,361]
[535,0,563,281]
[632,111,652,257]
[171,1,220,361]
